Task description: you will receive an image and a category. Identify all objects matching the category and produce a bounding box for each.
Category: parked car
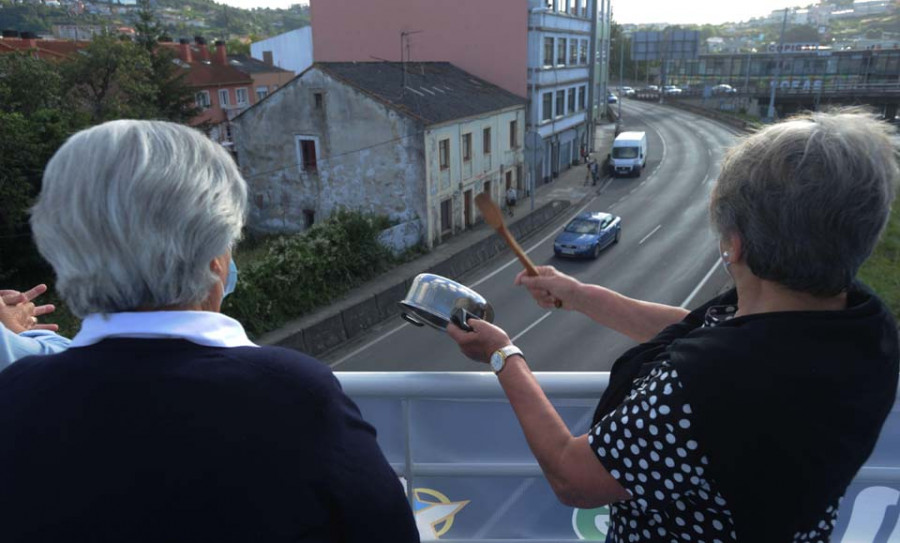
[662,85,683,96]
[712,83,737,95]
[553,211,621,259]
[620,86,636,97]
[646,85,659,92]
[607,92,618,104]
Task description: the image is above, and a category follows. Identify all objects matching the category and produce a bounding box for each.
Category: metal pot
[398,273,494,331]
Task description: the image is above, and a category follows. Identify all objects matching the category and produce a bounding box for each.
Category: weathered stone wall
[234,68,427,233]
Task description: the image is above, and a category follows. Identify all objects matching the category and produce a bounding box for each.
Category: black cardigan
[594,283,898,540]
[0,339,420,543]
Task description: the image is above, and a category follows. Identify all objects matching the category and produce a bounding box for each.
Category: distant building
[854,0,891,16]
[234,61,526,247]
[310,0,599,188]
[226,54,294,103]
[163,38,255,147]
[250,26,313,75]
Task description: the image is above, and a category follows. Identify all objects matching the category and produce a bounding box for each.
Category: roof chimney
[194,35,209,62]
[20,31,38,48]
[262,50,273,66]
[214,39,227,65]
[178,38,193,63]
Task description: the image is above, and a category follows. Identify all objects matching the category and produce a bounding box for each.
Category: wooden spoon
[474,192,562,308]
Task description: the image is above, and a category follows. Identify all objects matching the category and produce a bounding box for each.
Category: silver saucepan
[398,273,494,331]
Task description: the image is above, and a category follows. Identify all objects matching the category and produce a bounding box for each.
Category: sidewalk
[260,121,620,355]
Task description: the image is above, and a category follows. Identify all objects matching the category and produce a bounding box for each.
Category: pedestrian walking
[590,160,600,186]
[506,187,517,217]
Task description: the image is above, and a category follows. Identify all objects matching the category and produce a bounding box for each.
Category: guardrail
[631,82,900,101]
[337,372,900,542]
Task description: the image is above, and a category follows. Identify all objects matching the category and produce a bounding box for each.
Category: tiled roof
[227,54,291,75]
[174,60,253,88]
[317,62,526,125]
[0,38,87,60]
[157,43,254,88]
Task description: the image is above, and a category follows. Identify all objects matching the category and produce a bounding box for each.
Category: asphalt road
[326,101,742,372]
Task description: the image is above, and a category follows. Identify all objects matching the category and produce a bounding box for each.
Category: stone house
[234,61,526,248]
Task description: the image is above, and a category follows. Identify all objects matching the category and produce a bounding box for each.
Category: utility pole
[767,8,789,120]
[618,33,625,122]
[587,0,599,152]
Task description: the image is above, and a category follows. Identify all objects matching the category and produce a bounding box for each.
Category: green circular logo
[572,506,611,540]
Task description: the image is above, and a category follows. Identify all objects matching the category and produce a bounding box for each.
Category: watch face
[490,351,504,372]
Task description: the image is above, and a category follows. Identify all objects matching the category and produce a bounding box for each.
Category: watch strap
[492,345,523,374]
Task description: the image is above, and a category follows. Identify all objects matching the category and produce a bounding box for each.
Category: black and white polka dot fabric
[588,306,841,542]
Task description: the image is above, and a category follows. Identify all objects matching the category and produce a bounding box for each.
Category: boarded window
[296,137,318,172]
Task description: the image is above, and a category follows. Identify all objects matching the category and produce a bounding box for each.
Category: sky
[215,0,804,26]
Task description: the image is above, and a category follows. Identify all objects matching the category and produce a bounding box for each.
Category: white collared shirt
[71,311,258,349]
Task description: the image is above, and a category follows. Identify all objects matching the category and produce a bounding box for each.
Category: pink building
[310,0,529,97]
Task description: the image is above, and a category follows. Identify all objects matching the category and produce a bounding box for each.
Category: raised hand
[514,266,583,311]
[0,284,59,334]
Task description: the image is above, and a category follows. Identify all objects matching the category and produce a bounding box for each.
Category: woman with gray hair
[0,120,419,543]
[448,110,899,541]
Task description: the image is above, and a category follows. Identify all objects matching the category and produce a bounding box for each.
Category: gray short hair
[711,110,898,296]
[32,120,247,316]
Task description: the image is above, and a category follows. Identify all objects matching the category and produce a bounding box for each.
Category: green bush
[859,204,900,320]
[223,210,400,338]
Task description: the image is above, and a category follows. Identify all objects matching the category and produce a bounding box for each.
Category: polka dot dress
[587,305,842,542]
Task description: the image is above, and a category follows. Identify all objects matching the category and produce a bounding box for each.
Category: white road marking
[639,224,662,245]
[511,311,554,342]
[680,258,721,308]
[330,321,409,368]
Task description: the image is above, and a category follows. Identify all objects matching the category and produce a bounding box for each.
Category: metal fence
[337,372,900,542]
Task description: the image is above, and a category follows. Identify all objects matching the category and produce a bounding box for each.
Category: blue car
[553,211,621,259]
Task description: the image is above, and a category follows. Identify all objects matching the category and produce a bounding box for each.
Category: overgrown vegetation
[0,0,310,43]
[223,210,415,338]
[859,205,900,319]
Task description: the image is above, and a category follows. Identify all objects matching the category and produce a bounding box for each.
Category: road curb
[260,199,573,357]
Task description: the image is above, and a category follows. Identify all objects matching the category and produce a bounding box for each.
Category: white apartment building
[527,0,596,183]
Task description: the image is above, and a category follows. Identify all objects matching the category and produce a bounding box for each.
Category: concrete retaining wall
[665,100,758,133]
[266,199,572,357]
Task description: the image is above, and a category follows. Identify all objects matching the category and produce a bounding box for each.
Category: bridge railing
[337,372,900,542]
[631,81,900,101]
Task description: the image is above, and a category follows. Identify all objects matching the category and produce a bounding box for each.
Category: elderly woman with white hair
[449,110,899,541]
[0,120,419,543]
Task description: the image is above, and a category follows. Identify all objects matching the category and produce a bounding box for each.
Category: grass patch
[859,205,900,320]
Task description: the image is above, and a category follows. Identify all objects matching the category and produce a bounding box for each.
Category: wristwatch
[490,345,524,374]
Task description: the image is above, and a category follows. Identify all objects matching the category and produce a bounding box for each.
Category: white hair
[31,120,247,317]
[711,110,898,296]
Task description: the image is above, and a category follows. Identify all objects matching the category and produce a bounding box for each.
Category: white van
[609,131,648,177]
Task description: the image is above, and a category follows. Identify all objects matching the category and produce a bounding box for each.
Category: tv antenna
[400,30,423,88]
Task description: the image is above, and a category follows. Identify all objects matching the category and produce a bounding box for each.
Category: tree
[135,0,163,52]
[0,53,85,282]
[227,38,250,56]
[63,34,155,123]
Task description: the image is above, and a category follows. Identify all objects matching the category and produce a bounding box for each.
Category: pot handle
[401,312,425,327]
